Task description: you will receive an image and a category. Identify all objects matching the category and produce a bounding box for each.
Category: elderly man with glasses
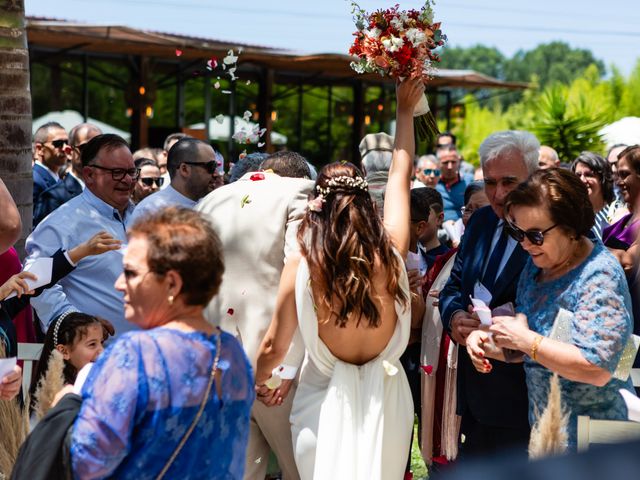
[32,122,70,212]
[33,123,103,226]
[126,138,219,227]
[26,134,138,335]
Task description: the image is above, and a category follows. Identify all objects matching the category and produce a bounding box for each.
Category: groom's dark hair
[261,151,311,179]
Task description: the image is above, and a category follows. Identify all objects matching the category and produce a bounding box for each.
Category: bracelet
[530,335,544,362]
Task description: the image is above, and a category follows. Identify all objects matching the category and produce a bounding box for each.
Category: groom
[197,151,313,480]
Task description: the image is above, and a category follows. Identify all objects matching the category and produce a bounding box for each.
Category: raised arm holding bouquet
[348,1,446,143]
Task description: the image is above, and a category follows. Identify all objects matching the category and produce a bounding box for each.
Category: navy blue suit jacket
[33,173,82,226]
[439,205,530,428]
[33,163,59,205]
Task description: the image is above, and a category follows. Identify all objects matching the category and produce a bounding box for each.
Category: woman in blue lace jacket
[466,169,633,450]
[69,207,254,479]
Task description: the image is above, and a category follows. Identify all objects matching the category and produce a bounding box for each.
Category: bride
[255,78,423,480]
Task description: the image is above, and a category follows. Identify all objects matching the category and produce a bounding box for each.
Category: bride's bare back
[315,258,399,365]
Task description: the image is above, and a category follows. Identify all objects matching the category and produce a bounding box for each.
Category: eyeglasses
[436,142,452,149]
[183,160,218,174]
[506,222,558,246]
[89,164,140,181]
[423,168,441,176]
[139,177,164,187]
[461,205,475,216]
[50,139,69,149]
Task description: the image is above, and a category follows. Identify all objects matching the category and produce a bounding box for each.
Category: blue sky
[25,0,639,77]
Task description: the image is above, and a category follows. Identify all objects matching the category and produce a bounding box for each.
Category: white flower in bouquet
[365,27,381,39]
[405,28,427,47]
[381,35,404,52]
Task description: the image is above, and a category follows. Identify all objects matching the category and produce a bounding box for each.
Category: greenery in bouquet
[348,1,446,142]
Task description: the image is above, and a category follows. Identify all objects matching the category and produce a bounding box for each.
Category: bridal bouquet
[348,1,446,143]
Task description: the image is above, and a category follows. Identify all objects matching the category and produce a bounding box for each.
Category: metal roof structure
[26,17,528,160]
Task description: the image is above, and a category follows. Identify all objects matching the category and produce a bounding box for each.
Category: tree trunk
[0,0,32,257]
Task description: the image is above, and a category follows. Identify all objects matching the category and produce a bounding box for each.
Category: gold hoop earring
[168,295,174,305]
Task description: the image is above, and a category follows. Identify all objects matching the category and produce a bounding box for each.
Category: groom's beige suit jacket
[197,172,313,368]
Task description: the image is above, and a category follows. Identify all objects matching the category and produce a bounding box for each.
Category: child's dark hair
[411,187,443,219]
[29,312,114,406]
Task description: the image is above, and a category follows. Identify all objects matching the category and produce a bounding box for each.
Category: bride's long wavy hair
[297,162,408,328]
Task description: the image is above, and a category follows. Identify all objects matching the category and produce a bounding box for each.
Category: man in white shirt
[127,138,218,226]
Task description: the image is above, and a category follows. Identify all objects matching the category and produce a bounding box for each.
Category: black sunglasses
[183,160,218,174]
[89,164,140,181]
[423,168,441,176]
[506,222,558,246]
[139,177,164,187]
[51,139,69,149]
[73,142,89,153]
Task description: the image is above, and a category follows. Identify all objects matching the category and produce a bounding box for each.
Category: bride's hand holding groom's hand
[255,379,294,407]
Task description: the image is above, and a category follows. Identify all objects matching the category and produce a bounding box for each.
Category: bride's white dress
[290,257,414,480]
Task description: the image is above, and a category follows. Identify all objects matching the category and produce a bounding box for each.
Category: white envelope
[405,251,422,272]
[0,357,17,380]
[473,281,493,305]
[5,257,53,300]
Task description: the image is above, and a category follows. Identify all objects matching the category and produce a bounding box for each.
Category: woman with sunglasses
[132,157,163,204]
[465,168,633,450]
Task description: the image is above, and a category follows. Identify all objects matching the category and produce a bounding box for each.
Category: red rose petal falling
[175,49,183,57]
[421,365,434,375]
[249,173,265,181]
[227,308,234,316]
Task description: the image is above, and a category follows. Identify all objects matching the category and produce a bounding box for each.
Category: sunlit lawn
[410,421,429,479]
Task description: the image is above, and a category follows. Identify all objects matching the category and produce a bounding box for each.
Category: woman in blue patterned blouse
[70,207,254,479]
[466,168,634,450]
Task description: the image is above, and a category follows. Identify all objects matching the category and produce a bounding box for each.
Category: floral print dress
[516,242,634,450]
[71,328,253,479]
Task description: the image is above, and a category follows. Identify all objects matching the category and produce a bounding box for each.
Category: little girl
[0,231,120,402]
[29,312,114,404]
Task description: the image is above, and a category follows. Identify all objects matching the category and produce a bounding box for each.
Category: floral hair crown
[315,175,369,197]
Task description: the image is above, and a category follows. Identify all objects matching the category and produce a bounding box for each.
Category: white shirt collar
[35,160,60,181]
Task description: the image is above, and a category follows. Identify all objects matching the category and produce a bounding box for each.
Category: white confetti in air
[224,50,238,65]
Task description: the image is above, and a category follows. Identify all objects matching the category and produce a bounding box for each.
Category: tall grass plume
[0,344,28,478]
[528,373,569,459]
[32,349,65,421]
